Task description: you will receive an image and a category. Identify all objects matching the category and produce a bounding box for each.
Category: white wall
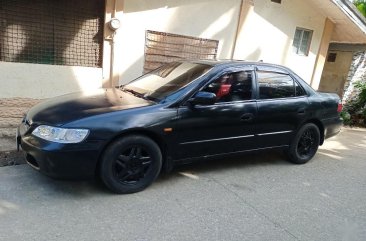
[0,0,328,98]
[115,0,242,84]
[233,0,326,83]
[0,62,102,98]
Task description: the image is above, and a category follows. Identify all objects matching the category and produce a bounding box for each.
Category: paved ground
[0,128,365,241]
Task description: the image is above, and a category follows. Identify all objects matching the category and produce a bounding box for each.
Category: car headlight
[32,125,89,143]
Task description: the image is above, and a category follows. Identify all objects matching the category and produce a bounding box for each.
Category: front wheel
[287,123,320,164]
[99,135,162,194]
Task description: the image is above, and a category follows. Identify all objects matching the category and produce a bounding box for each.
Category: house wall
[0,0,333,98]
[319,44,366,100]
[0,62,102,98]
[318,51,354,97]
[114,0,242,84]
[0,0,106,99]
[233,0,326,84]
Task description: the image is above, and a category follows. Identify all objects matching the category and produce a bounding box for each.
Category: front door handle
[240,113,254,122]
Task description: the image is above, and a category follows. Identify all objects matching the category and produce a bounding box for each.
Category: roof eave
[332,0,366,34]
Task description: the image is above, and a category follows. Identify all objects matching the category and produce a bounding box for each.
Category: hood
[26,88,155,126]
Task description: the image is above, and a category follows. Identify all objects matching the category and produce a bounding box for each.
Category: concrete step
[0,98,42,140]
[0,118,23,128]
[0,127,17,139]
[0,107,29,118]
[0,98,42,108]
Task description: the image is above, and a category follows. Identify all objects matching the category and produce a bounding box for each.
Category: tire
[100,135,162,194]
[287,123,320,164]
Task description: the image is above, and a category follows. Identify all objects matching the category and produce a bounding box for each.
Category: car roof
[185,59,316,95]
[187,59,292,72]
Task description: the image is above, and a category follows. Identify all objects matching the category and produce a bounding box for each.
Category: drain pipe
[107,0,121,87]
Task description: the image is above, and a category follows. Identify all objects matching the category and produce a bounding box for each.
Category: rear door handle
[297,108,306,115]
[240,113,254,122]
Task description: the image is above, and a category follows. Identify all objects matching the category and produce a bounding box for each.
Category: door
[255,67,309,148]
[174,70,257,160]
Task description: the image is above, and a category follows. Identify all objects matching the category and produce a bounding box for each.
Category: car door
[174,68,258,160]
[254,66,309,148]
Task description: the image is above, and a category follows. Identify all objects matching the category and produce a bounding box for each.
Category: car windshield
[121,62,213,102]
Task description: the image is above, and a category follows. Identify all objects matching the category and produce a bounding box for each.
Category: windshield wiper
[121,87,142,97]
[121,88,158,102]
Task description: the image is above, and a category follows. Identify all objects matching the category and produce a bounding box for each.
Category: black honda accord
[17,60,342,193]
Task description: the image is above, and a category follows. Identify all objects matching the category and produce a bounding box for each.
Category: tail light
[337,100,343,113]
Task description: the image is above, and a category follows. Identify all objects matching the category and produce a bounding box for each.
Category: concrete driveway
[0,127,365,241]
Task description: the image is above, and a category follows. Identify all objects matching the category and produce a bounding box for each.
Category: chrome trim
[175,145,290,162]
[257,130,293,136]
[180,134,255,145]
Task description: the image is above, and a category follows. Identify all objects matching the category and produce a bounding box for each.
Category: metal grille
[144,30,219,73]
[0,0,105,67]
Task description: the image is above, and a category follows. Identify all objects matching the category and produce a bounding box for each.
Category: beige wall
[310,18,334,90]
[319,51,354,97]
[114,0,242,84]
[1,0,333,98]
[233,0,326,84]
[0,62,102,99]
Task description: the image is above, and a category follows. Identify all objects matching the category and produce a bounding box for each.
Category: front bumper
[18,123,104,179]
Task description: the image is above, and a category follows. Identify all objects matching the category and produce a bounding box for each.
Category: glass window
[257,71,295,99]
[123,62,212,102]
[202,71,253,102]
[143,30,219,74]
[293,28,313,56]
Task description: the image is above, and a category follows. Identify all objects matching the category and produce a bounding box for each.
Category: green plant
[354,0,366,17]
[340,110,352,125]
[354,81,366,105]
[343,80,366,126]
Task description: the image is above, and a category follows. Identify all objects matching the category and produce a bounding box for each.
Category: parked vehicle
[17,60,343,193]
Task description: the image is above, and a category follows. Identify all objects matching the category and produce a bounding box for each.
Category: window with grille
[143,30,219,73]
[0,0,105,67]
[292,28,313,56]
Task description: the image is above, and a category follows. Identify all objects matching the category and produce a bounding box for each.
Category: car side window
[202,71,253,102]
[257,71,296,99]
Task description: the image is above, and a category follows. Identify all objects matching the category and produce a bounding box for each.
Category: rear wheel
[100,135,162,194]
[287,123,320,164]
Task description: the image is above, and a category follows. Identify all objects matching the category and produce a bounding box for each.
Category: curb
[0,150,26,167]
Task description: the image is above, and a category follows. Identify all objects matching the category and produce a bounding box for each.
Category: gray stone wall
[343,51,366,104]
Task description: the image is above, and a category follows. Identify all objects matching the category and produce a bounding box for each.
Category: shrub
[343,80,366,126]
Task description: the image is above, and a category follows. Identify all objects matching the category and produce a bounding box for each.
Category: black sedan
[17,60,343,193]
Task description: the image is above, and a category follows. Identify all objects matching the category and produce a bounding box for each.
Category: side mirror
[188,91,216,106]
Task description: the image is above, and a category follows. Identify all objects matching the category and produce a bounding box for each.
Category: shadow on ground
[13,149,289,197]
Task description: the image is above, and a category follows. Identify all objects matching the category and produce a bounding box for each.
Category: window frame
[292,27,313,56]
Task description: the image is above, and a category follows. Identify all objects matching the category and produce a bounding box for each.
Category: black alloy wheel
[287,123,320,164]
[297,129,317,159]
[113,146,152,184]
[100,135,162,194]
